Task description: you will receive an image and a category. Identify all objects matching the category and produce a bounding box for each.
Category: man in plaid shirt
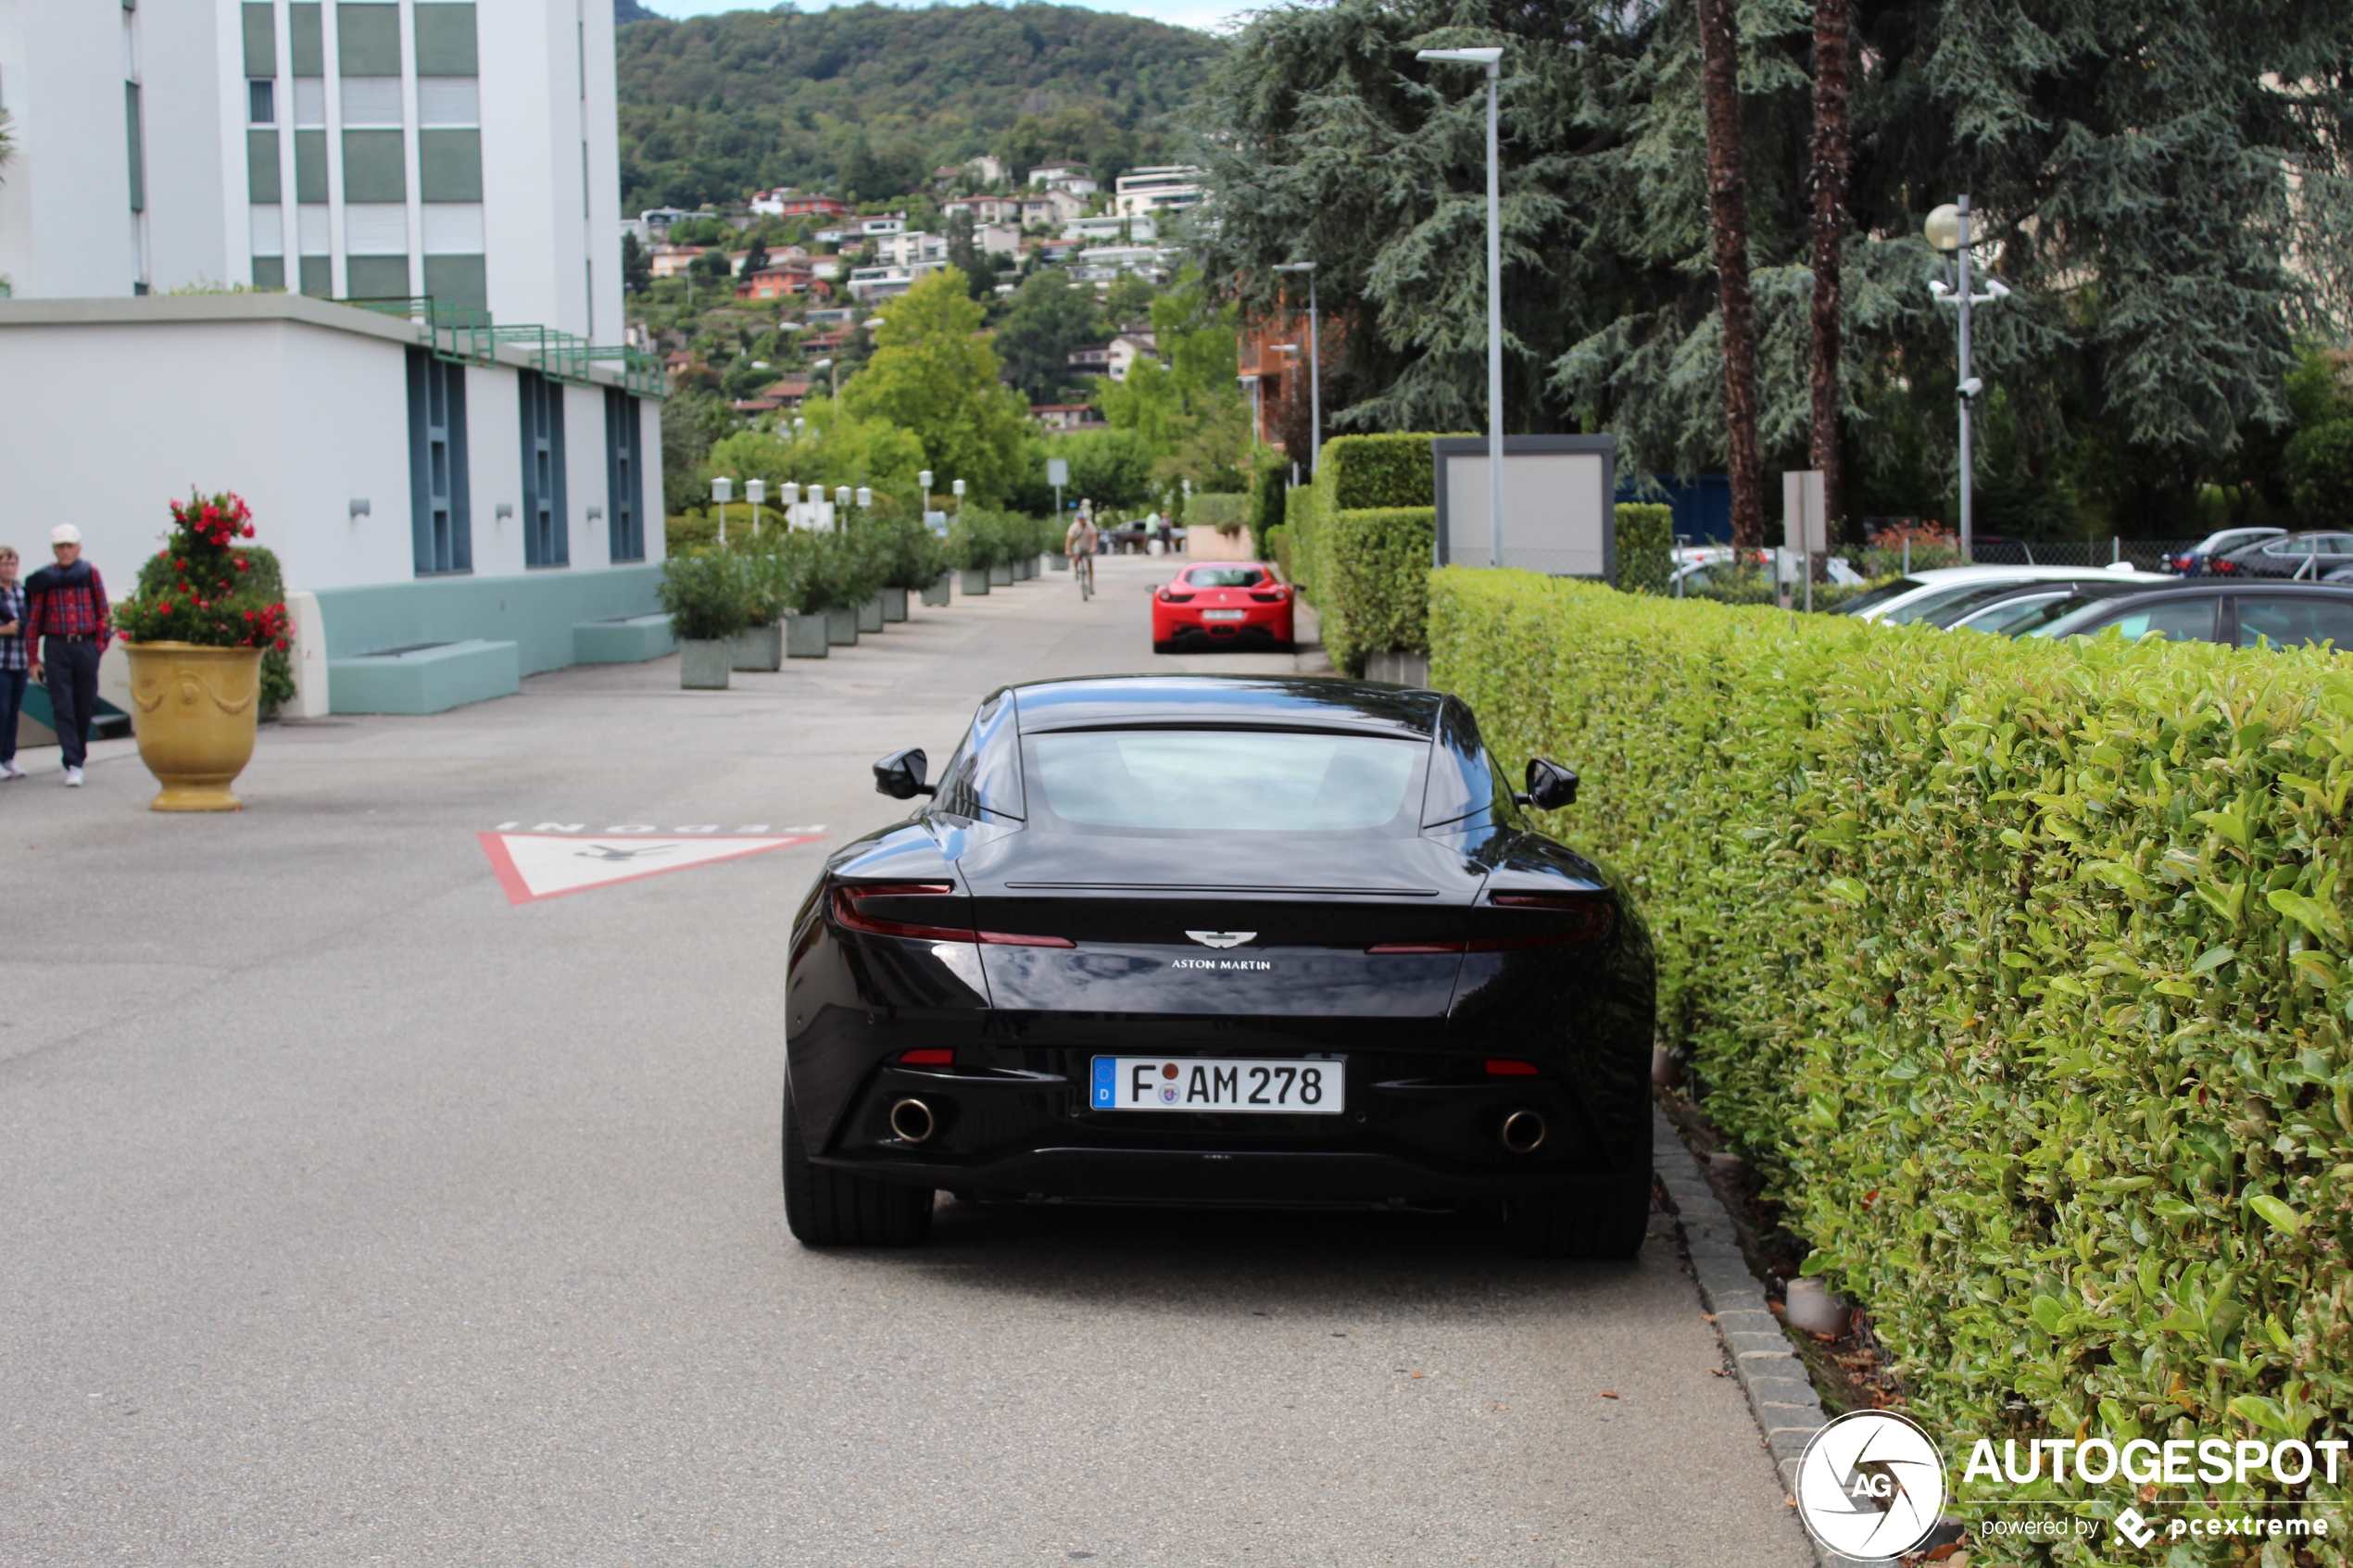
[25,523,110,786]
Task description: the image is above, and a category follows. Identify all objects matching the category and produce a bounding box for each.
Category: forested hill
[616,4,1217,215]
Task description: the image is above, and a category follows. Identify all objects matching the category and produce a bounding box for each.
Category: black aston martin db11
[782,675,1656,1257]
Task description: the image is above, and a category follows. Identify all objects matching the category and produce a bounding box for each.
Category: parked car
[1151,562,1294,653]
[785,676,1657,1257]
[2170,526,2284,576]
[1838,565,2170,627]
[2027,582,2353,648]
[1935,577,2166,634]
[2208,532,2353,581]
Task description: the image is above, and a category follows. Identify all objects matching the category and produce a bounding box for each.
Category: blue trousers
[42,637,100,769]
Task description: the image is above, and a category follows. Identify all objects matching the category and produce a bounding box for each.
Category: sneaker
[63,766,82,787]
[0,759,22,779]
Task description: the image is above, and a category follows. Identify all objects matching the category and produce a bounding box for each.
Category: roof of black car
[1009,675,1441,735]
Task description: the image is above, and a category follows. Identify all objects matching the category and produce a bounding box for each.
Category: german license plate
[1091,1057,1345,1113]
[1200,608,1247,621]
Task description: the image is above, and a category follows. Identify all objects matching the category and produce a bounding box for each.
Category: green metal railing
[337,295,667,398]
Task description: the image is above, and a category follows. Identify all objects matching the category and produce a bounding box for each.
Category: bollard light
[781,482,799,508]
[951,479,965,496]
[836,486,851,507]
[746,479,766,507]
[919,470,934,492]
[711,477,734,505]
[857,486,873,508]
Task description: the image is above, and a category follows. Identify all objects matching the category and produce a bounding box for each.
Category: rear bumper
[1152,614,1294,647]
[807,1060,1640,1209]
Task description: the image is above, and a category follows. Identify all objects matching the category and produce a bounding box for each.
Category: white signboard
[1431,435,1617,580]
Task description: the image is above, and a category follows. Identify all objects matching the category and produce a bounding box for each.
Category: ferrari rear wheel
[783,1085,935,1247]
[1501,1172,1651,1260]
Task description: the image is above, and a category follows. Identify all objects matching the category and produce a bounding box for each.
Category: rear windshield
[1837,578,1923,617]
[1186,567,1265,587]
[1026,730,1423,834]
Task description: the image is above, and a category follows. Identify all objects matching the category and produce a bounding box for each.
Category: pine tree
[1806,0,1850,530]
[1696,0,1763,549]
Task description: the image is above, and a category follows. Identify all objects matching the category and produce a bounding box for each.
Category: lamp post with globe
[1924,196,2010,562]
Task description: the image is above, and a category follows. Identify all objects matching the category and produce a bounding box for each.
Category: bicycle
[1074,547,1095,600]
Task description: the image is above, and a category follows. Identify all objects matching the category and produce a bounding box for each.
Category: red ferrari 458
[1151,562,1295,654]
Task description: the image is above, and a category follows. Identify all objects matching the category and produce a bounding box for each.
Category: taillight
[897,1048,955,1066]
[831,884,1076,948]
[1367,939,1465,955]
[2213,559,2237,574]
[1485,1059,1539,1076]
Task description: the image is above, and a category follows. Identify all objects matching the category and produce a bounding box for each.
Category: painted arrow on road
[478,832,825,905]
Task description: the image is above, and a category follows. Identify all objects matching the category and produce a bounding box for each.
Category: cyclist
[1064,508,1100,600]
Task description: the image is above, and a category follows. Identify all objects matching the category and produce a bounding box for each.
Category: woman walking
[0,546,26,778]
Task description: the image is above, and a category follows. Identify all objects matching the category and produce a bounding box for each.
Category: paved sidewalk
[0,554,1812,1566]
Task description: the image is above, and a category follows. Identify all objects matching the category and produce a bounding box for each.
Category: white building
[1069,245,1171,284]
[1063,214,1156,245]
[0,1,667,716]
[1113,166,1206,221]
[1026,160,1088,190]
[1107,331,1159,382]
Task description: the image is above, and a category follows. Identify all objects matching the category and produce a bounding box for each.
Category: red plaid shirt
[24,563,111,650]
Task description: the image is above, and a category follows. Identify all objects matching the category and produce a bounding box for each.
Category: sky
[634,0,1248,38]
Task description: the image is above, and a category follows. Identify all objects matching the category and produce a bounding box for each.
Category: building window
[407,347,472,575]
[519,371,569,568]
[604,389,644,562]
[248,79,274,125]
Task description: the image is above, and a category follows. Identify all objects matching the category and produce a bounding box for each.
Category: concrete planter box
[730,622,783,671]
[1020,556,1040,580]
[680,639,732,689]
[959,569,991,596]
[921,576,951,608]
[881,586,910,622]
[1364,649,1430,688]
[858,594,885,633]
[824,607,860,646]
[784,612,829,659]
[1049,552,1070,571]
[988,562,1013,586]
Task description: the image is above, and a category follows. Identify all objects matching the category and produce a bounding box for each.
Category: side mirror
[1519,758,1579,810]
[873,746,935,799]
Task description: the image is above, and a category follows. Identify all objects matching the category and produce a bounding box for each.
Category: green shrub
[2287,420,2353,526]
[1247,448,1289,558]
[1615,502,1673,595]
[1283,483,1323,599]
[868,512,949,590]
[1188,492,1247,534]
[1430,570,2353,1542]
[1322,433,1442,509]
[657,551,755,640]
[1318,507,1434,676]
[133,537,296,716]
[1265,524,1292,584]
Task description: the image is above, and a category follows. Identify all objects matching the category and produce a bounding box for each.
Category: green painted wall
[242,3,276,75]
[343,130,406,202]
[419,130,481,202]
[295,130,327,202]
[337,4,402,74]
[413,4,478,75]
[253,256,286,291]
[347,256,410,298]
[289,4,323,75]
[247,130,281,202]
[422,254,486,309]
[312,566,665,679]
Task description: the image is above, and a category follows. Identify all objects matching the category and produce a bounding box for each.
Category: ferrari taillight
[898,1048,955,1066]
[1485,1059,1540,1076]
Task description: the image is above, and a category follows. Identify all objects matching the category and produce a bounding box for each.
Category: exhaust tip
[888,1098,937,1145]
[1501,1110,1548,1156]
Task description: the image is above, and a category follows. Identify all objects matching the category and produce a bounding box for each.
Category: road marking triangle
[478,832,824,905]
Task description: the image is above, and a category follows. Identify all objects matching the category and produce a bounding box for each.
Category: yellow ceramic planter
[124,642,263,811]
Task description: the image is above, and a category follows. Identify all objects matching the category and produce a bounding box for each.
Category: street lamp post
[1416,45,1505,568]
[919,469,934,519]
[1272,261,1319,476]
[952,478,966,518]
[746,477,765,537]
[1925,195,2008,563]
[711,475,733,546]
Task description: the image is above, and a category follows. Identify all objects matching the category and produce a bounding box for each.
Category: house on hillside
[1021,190,1088,228]
[1071,245,1170,284]
[762,377,815,408]
[648,243,707,279]
[1063,215,1156,245]
[1031,404,1108,431]
[1067,345,1112,378]
[736,266,829,302]
[1108,331,1160,382]
[1114,167,1207,220]
[752,191,850,220]
[965,155,1009,186]
[946,195,1023,226]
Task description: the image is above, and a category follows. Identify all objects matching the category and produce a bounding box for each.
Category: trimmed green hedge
[1319,508,1435,675]
[1615,502,1672,595]
[1324,433,1441,509]
[1247,447,1289,560]
[1431,570,2353,1549]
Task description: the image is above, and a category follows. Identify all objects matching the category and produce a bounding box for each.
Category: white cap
[50,524,82,545]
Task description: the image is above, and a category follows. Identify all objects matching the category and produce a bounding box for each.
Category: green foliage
[113,492,295,691]
[1094,270,1252,496]
[1186,492,1246,533]
[1319,508,1435,676]
[1615,502,1672,595]
[1190,0,2353,537]
[133,541,297,717]
[616,4,1211,212]
[1430,571,2353,1549]
[1042,428,1157,511]
[2286,421,2353,526]
[867,511,950,591]
[843,270,1027,504]
[1325,433,1438,510]
[994,270,1106,404]
[1265,523,1292,583]
[657,550,756,641]
[948,508,1027,571]
[707,398,927,505]
[1246,447,1290,559]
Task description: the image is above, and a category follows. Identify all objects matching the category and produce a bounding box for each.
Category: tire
[1501,1172,1652,1260]
[782,1085,934,1247]
[1152,639,1176,655]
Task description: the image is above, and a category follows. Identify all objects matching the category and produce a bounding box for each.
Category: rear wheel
[1501,1172,1651,1260]
[1152,639,1176,655]
[782,1085,934,1247]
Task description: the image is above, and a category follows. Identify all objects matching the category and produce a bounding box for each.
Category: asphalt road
[0,553,1815,1567]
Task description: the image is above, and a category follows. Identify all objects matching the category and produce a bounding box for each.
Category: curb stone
[1653,1106,1894,1568]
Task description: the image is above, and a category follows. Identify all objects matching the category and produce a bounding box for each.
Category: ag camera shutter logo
[1794,1411,1948,1558]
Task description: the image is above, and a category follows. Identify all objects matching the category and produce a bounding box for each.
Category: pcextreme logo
[1795,1411,1948,1558]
